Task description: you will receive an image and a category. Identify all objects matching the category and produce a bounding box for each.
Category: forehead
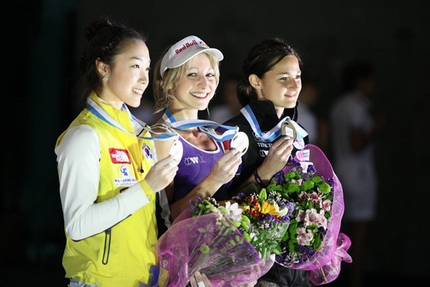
[117,39,150,61]
[273,55,300,70]
[187,53,213,68]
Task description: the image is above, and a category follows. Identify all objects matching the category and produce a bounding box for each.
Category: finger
[278,136,294,149]
[272,135,290,147]
[223,149,243,164]
[190,271,206,287]
[158,155,179,168]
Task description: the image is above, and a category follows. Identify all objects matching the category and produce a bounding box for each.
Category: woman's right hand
[209,148,243,185]
[258,136,294,180]
[145,155,178,192]
[189,271,212,287]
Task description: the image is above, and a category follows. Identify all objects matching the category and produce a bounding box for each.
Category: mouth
[190,92,210,99]
[285,93,297,99]
[132,88,144,95]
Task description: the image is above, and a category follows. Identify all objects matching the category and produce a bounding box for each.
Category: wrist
[253,169,268,188]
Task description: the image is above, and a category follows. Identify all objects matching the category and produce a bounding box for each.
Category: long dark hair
[73,17,146,109]
[237,38,302,106]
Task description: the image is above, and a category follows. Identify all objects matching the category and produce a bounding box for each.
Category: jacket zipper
[102,228,112,265]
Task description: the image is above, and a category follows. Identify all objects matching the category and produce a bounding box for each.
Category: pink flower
[296,209,305,222]
[297,227,314,246]
[322,200,332,212]
[304,209,328,229]
[298,191,309,202]
[309,192,323,207]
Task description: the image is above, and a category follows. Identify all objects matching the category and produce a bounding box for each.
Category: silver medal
[281,119,297,141]
[169,140,183,166]
[230,131,249,153]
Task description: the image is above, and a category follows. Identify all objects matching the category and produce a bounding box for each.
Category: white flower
[274,202,289,217]
[222,201,243,222]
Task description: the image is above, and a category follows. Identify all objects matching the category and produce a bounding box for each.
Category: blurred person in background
[329,60,386,287]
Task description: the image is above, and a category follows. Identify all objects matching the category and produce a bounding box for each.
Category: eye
[295,74,301,80]
[280,76,287,81]
[132,64,140,69]
[206,72,215,78]
[187,72,197,77]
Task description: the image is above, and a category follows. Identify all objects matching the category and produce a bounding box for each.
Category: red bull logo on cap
[175,39,208,55]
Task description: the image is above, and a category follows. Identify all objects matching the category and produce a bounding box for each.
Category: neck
[167,107,199,121]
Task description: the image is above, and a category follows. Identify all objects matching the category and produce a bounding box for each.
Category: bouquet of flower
[153,144,350,286]
[265,144,352,284]
[156,196,276,287]
[227,186,293,261]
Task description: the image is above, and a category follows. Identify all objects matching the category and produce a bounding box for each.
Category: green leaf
[258,188,267,202]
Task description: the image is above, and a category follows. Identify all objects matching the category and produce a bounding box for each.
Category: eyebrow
[277,70,301,75]
[130,56,150,63]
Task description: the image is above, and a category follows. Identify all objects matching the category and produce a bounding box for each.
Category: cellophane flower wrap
[156,199,275,287]
[265,144,352,285]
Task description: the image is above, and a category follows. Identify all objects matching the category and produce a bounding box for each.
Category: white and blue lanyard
[86,97,178,142]
[161,108,237,142]
[240,105,308,149]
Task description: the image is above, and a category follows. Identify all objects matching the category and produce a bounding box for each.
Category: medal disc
[230,131,249,153]
[169,140,183,165]
[281,119,297,141]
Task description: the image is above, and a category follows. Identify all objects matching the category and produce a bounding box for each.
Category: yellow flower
[259,201,279,216]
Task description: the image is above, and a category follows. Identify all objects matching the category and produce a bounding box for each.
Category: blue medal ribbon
[162,108,237,142]
[86,97,177,141]
[240,105,308,148]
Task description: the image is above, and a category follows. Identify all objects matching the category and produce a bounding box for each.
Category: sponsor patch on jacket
[109,148,131,164]
[114,165,137,187]
[142,144,154,160]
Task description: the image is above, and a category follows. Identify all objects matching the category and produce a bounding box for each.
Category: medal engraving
[281,119,297,141]
[169,140,183,166]
[230,131,249,153]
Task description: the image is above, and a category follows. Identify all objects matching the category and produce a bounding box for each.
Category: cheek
[209,81,218,91]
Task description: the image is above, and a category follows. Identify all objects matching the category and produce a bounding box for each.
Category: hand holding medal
[169,140,183,167]
[281,118,307,150]
[230,131,249,153]
[281,118,297,141]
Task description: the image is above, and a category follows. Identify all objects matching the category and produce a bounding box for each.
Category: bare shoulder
[151,121,177,160]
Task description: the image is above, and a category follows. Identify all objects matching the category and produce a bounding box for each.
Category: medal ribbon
[240,105,308,148]
[87,97,177,141]
[162,109,237,142]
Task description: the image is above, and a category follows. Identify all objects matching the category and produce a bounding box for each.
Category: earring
[103,75,108,82]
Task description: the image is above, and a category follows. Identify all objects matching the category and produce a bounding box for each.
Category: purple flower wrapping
[274,144,352,285]
[157,210,273,287]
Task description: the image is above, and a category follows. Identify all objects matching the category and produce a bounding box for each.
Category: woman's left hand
[189,271,212,287]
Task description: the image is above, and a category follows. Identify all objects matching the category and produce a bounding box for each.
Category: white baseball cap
[159,35,224,77]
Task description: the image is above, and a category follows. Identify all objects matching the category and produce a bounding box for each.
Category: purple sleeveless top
[172,136,231,203]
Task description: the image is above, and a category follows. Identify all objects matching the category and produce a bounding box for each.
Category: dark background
[2,0,429,286]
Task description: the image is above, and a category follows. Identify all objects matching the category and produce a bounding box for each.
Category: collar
[247,99,297,131]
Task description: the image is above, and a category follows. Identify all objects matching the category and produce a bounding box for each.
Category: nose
[287,78,300,90]
[198,76,210,89]
[140,70,149,85]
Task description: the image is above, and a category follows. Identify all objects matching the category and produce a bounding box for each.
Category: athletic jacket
[55,93,157,287]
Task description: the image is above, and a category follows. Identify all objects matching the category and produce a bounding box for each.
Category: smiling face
[98,39,151,109]
[169,53,218,118]
[253,55,302,116]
